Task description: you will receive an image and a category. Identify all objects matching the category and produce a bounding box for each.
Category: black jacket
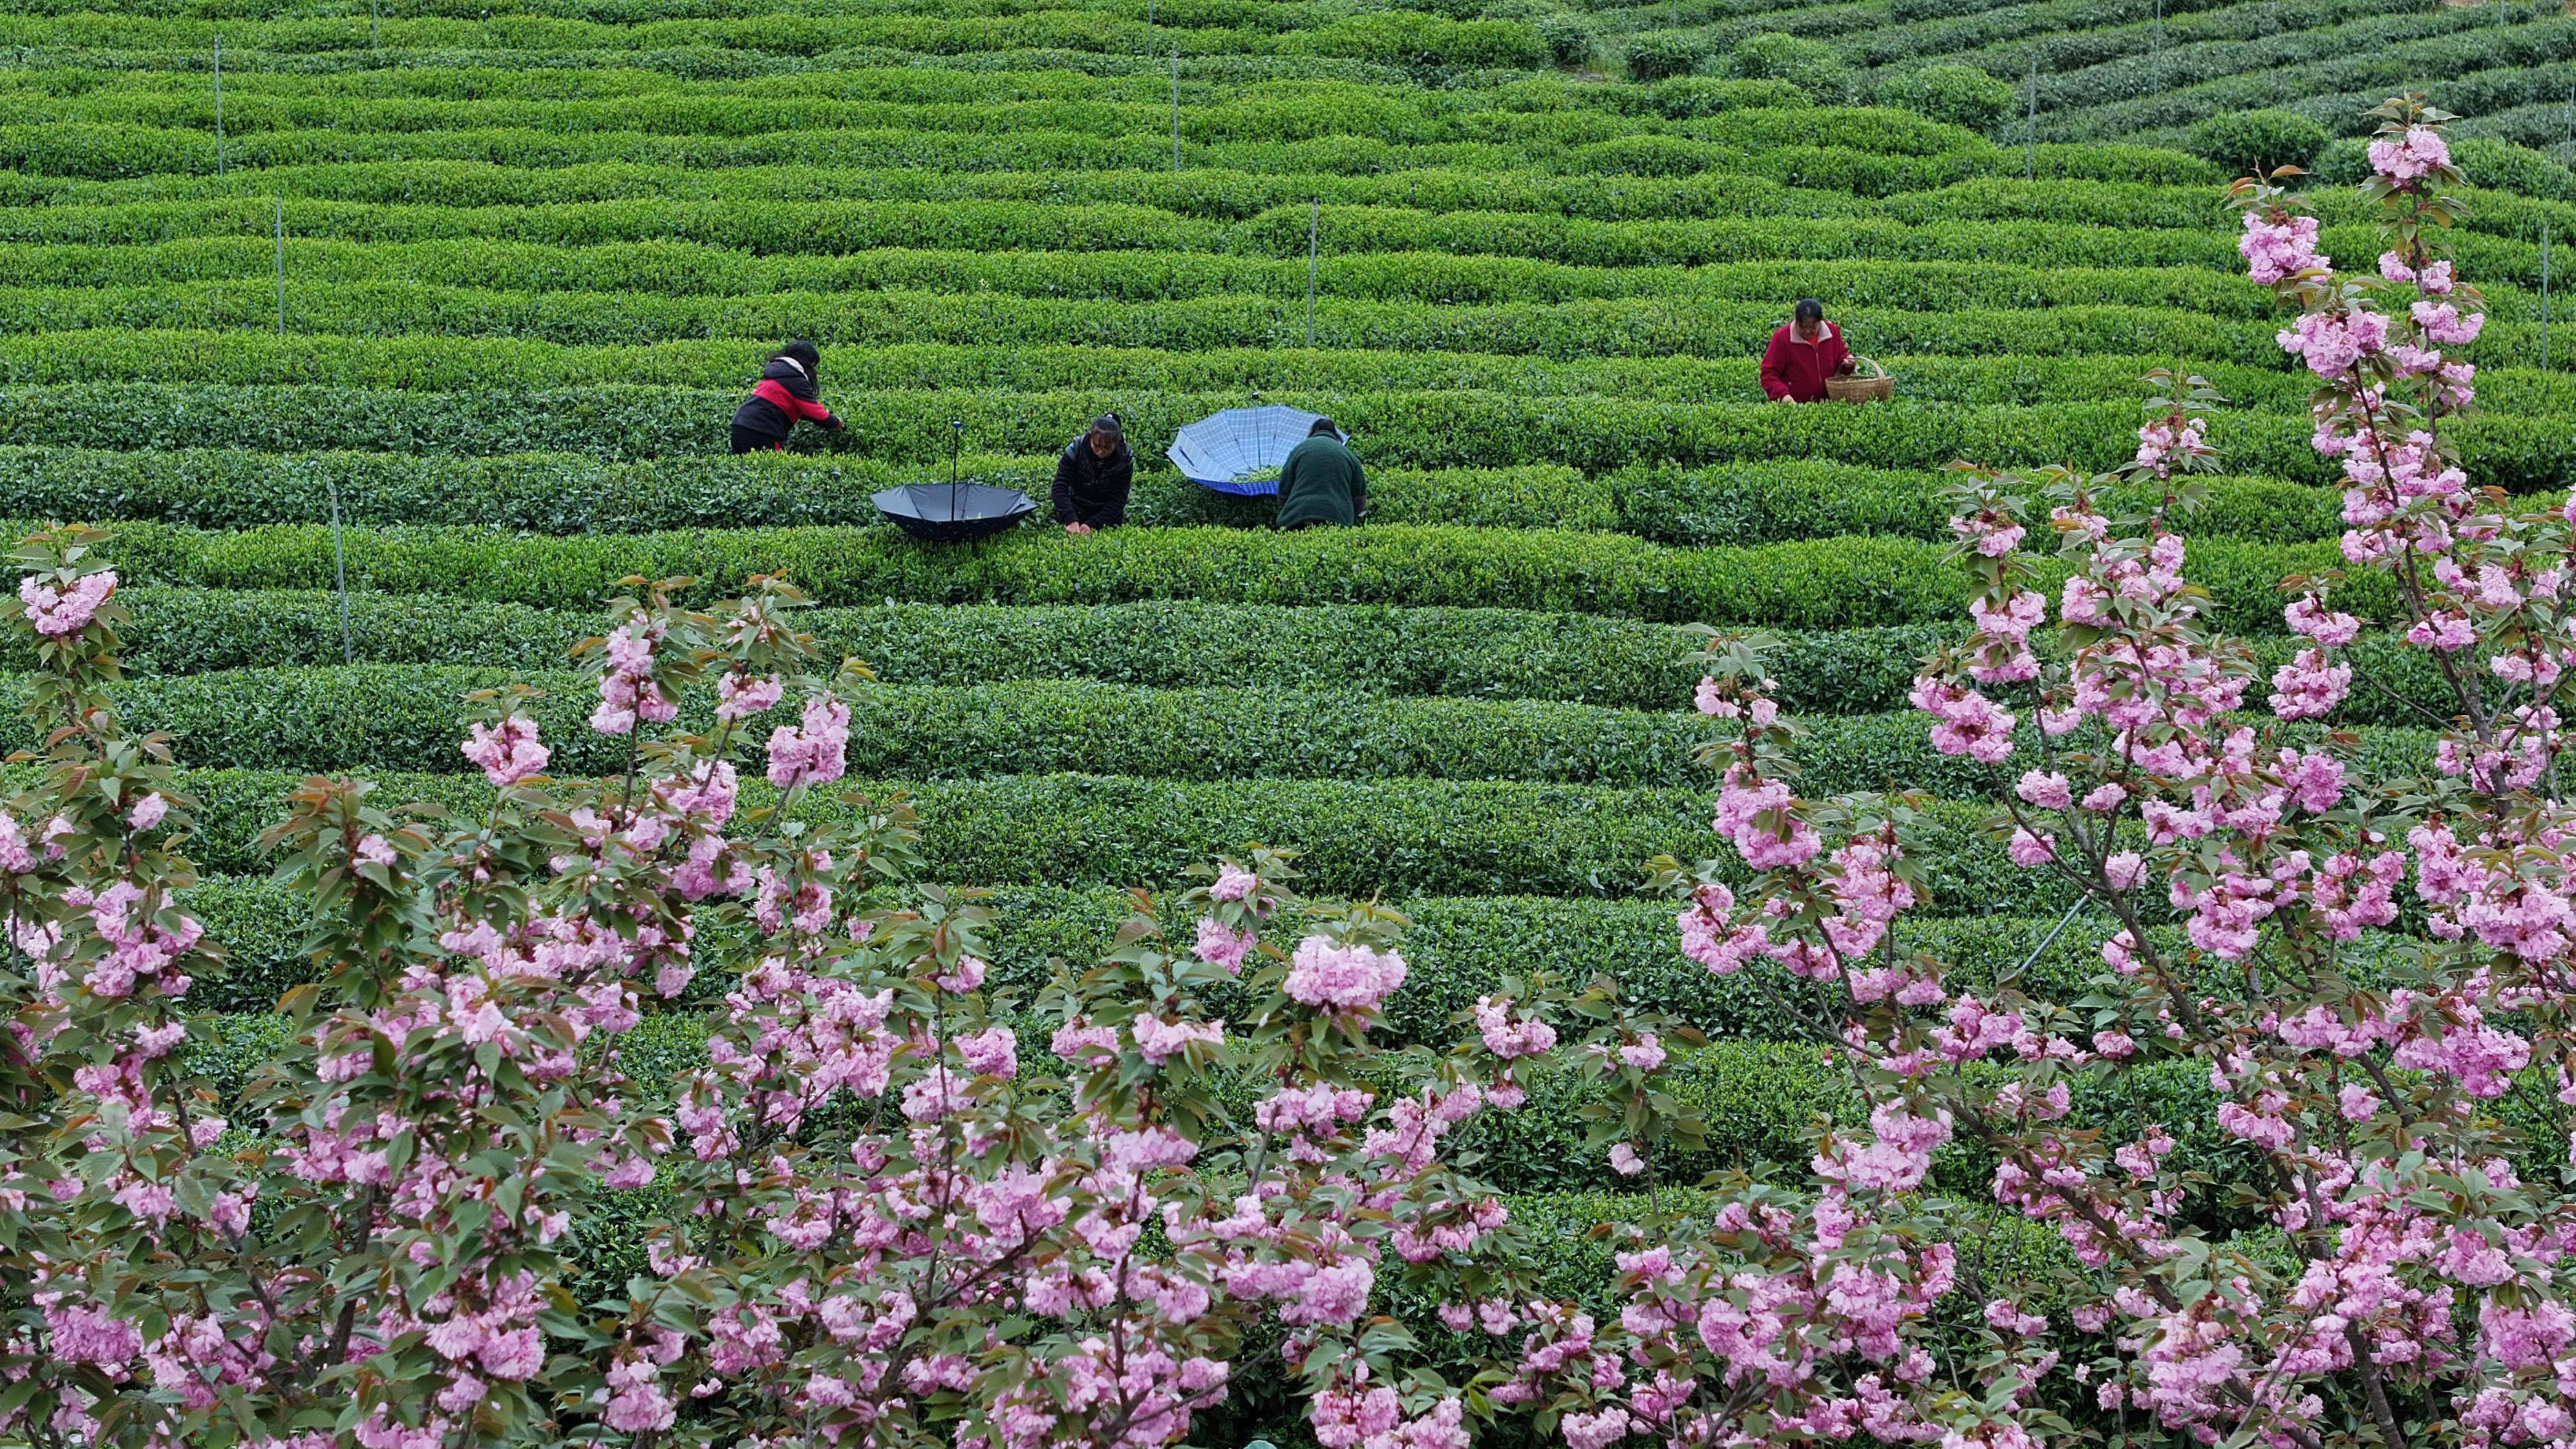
[730,357,840,443]
[1052,436,1134,527]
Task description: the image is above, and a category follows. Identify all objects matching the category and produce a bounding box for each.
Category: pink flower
[766,695,851,789]
[1608,1143,1644,1176]
[460,716,550,787]
[2015,770,2072,810]
[18,569,116,637]
[1131,1015,1224,1066]
[714,671,785,721]
[1617,1033,1665,1071]
[125,792,167,831]
[959,1025,1018,1078]
[2239,211,2326,284]
[1282,936,1407,1017]
[1192,916,1257,974]
[2367,124,2449,182]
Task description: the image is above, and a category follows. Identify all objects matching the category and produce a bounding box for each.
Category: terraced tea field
[9,0,2576,1438]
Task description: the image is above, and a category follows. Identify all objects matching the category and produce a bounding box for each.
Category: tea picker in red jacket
[1759,298,1854,403]
[730,339,844,452]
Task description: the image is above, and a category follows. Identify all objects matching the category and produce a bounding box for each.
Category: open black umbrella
[872,421,1034,542]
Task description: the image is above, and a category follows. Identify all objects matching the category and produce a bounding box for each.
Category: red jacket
[731,357,840,443]
[1759,321,1850,403]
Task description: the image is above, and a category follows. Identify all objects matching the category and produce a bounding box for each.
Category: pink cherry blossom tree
[1481,95,2575,1449]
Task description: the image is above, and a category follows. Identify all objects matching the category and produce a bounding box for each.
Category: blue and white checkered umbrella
[1167,403,1333,496]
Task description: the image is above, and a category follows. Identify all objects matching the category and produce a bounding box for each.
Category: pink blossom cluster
[460,715,551,786]
[765,693,851,788]
[590,617,677,734]
[17,568,114,637]
[1282,935,1407,1018]
[2238,209,2325,284]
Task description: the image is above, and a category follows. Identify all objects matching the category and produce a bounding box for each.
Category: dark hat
[774,339,821,374]
[1308,416,1342,438]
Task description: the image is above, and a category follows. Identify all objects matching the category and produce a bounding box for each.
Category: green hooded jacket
[1273,434,1367,529]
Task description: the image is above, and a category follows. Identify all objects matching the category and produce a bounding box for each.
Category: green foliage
[1531,11,1601,68]
[152,764,2081,911]
[1724,32,1854,105]
[1288,12,1549,68]
[47,515,2408,633]
[1625,32,1709,82]
[2185,108,2330,177]
[0,667,2441,798]
[1874,64,2016,132]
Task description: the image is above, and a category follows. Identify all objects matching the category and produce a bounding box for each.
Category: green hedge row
[148,765,2079,912]
[0,193,2254,268]
[6,588,2471,729]
[0,224,2279,310]
[21,184,2568,282]
[0,447,1607,535]
[0,143,2224,231]
[12,666,2439,794]
[7,444,2396,545]
[19,383,2574,491]
[0,293,2348,371]
[1,229,2297,314]
[1612,460,2361,547]
[0,11,1533,63]
[55,518,2391,633]
[0,328,2336,404]
[1,588,1715,705]
[182,876,2149,1030]
[0,160,1875,231]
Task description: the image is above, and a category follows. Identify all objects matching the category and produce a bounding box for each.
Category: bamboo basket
[1825,355,1893,403]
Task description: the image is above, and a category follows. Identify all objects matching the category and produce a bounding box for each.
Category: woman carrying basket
[1759,297,1855,403]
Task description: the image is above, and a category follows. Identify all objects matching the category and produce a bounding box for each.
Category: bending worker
[730,340,843,452]
[1274,417,1366,529]
[1759,297,1854,403]
[1054,413,1133,535]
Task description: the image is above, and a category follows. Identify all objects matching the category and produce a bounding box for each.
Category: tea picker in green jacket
[1273,418,1367,530]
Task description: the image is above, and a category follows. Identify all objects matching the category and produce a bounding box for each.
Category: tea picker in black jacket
[1054,414,1133,535]
[730,340,843,454]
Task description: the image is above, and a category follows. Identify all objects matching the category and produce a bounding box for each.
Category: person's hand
[1065,522,1092,536]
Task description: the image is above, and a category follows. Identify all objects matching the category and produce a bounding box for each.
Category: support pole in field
[2544,222,2554,371]
[2024,56,2037,180]
[327,482,354,666]
[1171,47,1182,172]
[2152,0,2163,101]
[274,196,286,335]
[1306,200,1319,348]
[213,32,225,175]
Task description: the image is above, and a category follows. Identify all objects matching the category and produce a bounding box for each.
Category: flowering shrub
[0,543,1574,1446]
[3,92,2573,1449]
[1492,96,2575,1449]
